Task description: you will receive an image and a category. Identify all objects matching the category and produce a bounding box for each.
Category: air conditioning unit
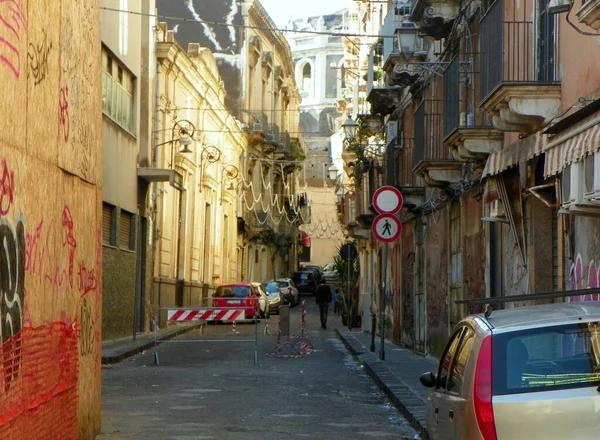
[386,121,398,148]
[582,151,600,204]
[560,161,600,216]
[251,122,263,132]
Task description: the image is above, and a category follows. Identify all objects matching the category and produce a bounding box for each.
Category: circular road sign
[372,186,403,214]
[340,243,358,262]
[372,213,402,243]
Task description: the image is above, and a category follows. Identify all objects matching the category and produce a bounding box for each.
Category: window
[102,203,116,246]
[119,210,135,250]
[538,0,557,82]
[302,63,312,91]
[102,47,136,134]
[437,328,463,389]
[493,322,600,395]
[447,329,475,394]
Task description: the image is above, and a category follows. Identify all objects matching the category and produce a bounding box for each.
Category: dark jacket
[315,284,332,305]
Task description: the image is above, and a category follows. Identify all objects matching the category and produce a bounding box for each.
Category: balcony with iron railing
[442,56,503,162]
[410,0,461,39]
[248,210,271,233]
[413,99,463,188]
[395,136,426,209]
[479,0,561,133]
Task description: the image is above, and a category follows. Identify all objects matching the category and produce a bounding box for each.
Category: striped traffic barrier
[153,306,259,365]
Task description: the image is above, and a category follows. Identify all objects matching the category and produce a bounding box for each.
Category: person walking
[315,279,332,329]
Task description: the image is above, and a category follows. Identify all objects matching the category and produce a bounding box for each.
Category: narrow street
[97,298,419,440]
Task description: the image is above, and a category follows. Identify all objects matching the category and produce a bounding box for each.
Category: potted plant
[331,244,361,329]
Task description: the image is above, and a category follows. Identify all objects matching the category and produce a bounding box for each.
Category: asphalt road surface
[97,297,419,440]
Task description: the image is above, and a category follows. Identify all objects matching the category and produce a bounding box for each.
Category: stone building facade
[341,0,600,357]
[156,0,305,283]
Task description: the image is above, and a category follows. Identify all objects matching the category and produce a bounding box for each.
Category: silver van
[420,302,600,440]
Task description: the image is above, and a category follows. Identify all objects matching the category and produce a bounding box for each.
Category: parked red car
[213,282,261,319]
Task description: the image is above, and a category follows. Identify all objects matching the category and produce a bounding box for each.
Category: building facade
[341,0,600,357]
[155,0,305,284]
[287,11,352,266]
[100,0,156,341]
[0,0,102,437]
[151,24,247,308]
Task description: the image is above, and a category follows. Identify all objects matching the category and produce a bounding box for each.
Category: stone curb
[101,324,201,365]
[336,330,429,440]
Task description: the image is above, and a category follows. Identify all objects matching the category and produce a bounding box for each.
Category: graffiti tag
[0,0,27,78]
[59,86,69,142]
[0,158,14,216]
[27,30,52,85]
[0,219,25,391]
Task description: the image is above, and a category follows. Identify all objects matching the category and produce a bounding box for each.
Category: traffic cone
[231,321,240,334]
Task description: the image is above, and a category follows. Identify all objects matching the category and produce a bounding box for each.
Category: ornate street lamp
[342,115,359,142]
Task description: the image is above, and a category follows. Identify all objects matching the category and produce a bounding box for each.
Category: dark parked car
[300,265,323,283]
[291,271,317,295]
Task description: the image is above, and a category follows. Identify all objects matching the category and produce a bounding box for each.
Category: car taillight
[288,287,292,294]
[473,336,497,440]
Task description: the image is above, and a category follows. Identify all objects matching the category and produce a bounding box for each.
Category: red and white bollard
[231,321,240,334]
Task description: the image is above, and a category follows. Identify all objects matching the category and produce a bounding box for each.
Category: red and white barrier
[167,309,246,322]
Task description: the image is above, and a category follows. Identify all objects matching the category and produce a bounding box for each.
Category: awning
[137,167,184,190]
[300,232,311,247]
[543,117,600,177]
[482,133,544,178]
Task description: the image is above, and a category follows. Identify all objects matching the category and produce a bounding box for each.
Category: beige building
[100,1,156,341]
[152,24,246,306]
[239,1,306,281]
[299,179,346,267]
[155,0,306,283]
[0,0,102,438]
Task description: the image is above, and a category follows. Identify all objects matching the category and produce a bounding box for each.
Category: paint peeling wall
[400,221,416,346]
[425,208,449,357]
[461,191,486,312]
[156,0,244,117]
[0,1,102,438]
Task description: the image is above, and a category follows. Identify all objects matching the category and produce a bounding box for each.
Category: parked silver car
[420,302,600,440]
[262,281,283,314]
[322,262,338,281]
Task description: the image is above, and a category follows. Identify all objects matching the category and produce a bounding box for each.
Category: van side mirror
[419,371,436,388]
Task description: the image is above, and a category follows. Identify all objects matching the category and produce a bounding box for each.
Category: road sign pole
[380,241,387,360]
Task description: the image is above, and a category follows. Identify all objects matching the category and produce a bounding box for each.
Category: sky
[259,0,353,28]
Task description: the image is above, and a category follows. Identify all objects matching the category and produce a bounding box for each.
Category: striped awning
[544,119,600,177]
[482,133,545,177]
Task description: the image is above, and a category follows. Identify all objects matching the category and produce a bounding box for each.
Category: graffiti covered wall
[0,1,102,439]
[568,216,600,301]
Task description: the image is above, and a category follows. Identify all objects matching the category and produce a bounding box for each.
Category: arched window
[302,63,312,91]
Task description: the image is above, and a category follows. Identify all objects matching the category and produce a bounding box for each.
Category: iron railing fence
[480,0,535,101]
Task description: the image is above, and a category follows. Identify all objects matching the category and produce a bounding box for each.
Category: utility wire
[99,6,395,39]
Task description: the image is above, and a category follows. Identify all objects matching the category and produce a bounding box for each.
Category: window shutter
[102,204,113,245]
[119,211,133,250]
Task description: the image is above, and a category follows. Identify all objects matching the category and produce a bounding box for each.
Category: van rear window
[493,322,600,395]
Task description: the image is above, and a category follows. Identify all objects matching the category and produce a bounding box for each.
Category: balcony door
[538,0,557,82]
